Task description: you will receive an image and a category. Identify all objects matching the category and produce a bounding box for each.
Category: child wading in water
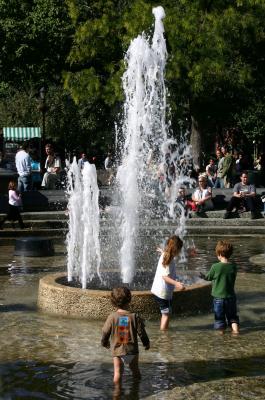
[151,235,185,330]
[101,287,150,384]
[0,180,24,230]
[200,240,239,335]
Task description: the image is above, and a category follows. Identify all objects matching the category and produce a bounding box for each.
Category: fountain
[38,6,211,320]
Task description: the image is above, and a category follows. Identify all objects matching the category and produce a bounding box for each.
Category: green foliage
[0,86,39,127]
[1,0,265,155]
[165,1,265,103]
[0,0,73,88]
[234,99,265,142]
[65,0,129,105]
[64,0,265,154]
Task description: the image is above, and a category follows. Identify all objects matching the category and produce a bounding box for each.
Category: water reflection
[1,354,265,400]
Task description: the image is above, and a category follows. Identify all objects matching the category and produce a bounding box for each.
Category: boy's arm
[205,265,215,281]
[136,315,150,350]
[200,265,215,281]
[101,315,112,348]
[101,332,111,348]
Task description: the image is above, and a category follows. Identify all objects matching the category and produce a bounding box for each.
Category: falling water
[117,6,193,283]
[66,6,194,288]
[66,160,101,289]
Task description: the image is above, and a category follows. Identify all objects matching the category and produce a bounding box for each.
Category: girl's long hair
[162,235,183,266]
[8,180,17,190]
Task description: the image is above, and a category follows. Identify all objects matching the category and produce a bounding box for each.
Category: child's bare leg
[112,379,121,400]
[113,357,123,384]
[129,355,141,380]
[231,322,239,334]
[160,313,169,330]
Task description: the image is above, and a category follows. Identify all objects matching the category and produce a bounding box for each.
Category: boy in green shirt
[200,240,239,335]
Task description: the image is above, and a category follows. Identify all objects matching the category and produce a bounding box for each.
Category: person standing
[200,240,239,335]
[220,146,235,188]
[15,142,32,192]
[0,180,24,229]
[151,235,185,330]
[214,149,225,189]
[78,152,89,170]
[104,152,114,185]
[101,287,150,384]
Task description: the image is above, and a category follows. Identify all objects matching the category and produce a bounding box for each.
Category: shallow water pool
[0,237,265,399]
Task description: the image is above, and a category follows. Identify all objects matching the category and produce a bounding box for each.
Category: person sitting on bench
[41,144,62,189]
[224,171,258,219]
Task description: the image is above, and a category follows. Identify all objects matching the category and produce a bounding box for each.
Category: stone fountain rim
[39,272,210,295]
[38,272,212,320]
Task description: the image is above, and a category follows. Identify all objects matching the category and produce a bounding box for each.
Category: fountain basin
[38,273,212,320]
[249,254,265,267]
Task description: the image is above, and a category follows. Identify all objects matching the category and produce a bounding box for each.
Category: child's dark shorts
[153,295,172,314]
[213,296,239,330]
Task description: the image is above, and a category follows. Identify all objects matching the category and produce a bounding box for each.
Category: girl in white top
[151,235,185,330]
[0,180,24,229]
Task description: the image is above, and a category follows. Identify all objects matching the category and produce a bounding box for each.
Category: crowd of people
[203,146,265,189]
[1,142,63,192]
[176,170,263,219]
[192,146,264,219]
[167,144,265,219]
[0,142,63,229]
[0,141,264,231]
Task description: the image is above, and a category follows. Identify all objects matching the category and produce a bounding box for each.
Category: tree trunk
[190,115,201,170]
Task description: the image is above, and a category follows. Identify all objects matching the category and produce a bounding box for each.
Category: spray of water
[116,6,169,284]
[116,6,195,283]
[66,159,101,289]
[66,6,194,288]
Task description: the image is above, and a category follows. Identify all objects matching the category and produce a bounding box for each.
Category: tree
[1,0,265,158]
[64,0,154,151]
[0,0,73,89]
[65,0,265,162]
[164,0,265,163]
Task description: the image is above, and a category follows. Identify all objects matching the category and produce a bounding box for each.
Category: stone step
[0,211,265,229]
[189,210,264,219]
[186,225,265,235]
[0,223,265,244]
[0,236,63,246]
[0,228,65,238]
[0,220,68,229]
[1,209,264,221]
[1,215,264,230]
[0,211,68,220]
[186,218,265,226]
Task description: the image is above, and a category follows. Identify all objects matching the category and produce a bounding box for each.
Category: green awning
[3,127,41,141]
